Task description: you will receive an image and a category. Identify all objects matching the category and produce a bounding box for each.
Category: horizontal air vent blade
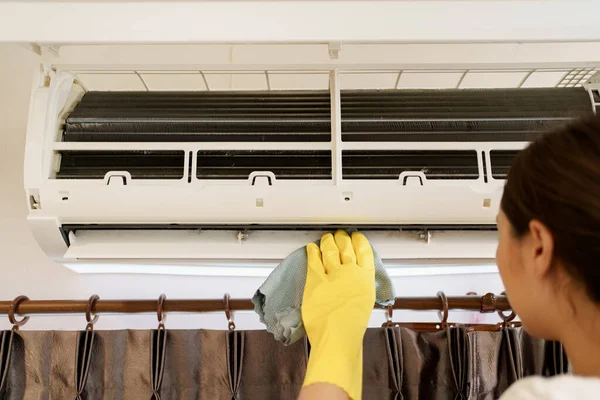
[342,150,479,180]
[56,151,185,180]
[64,91,331,142]
[61,224,498,233]
[341,88,592,142]
[196,150,331,180]
[490,150,519,179]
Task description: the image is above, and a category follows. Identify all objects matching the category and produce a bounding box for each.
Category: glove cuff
[302,342,364,400]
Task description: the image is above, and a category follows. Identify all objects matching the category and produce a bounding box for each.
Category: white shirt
[500,376,600,399]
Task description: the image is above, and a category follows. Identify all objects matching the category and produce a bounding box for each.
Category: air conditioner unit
[13,5,598,275]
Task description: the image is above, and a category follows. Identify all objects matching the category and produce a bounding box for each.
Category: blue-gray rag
[252,236,396,345]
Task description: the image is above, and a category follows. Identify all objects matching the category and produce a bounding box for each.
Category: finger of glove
[305,243,327,295]
[307,243,326,280]
[320,232,342,274]
[334,230,357,266]
[352,232,375,270]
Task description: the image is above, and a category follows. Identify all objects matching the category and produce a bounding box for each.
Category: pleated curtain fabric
[0,327,567,400]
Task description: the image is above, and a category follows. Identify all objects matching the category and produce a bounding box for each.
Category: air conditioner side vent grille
[56,150,185,180]
[342,150,479,180]
[490,150,520,179]
[196,150,332,180]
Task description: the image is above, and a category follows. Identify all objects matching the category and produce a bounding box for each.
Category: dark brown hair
[501,114,600,303]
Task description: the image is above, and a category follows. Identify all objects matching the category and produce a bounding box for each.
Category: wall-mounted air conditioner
[18,39,600,272]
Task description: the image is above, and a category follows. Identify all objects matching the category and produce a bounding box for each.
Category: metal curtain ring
[224,293,235,331]
[386,304,393,326]
[9,295,30,330]
[498,309,517,322]
[85,294,100,330]
[157,294,166,329]
[498,291,516,327]
[436,291,449,328]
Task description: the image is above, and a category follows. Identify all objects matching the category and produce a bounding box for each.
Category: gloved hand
[301,230,376,400]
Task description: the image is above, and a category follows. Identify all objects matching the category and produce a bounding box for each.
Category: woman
[298,115,600,399]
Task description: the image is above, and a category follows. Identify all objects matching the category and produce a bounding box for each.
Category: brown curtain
[0,326,568,400]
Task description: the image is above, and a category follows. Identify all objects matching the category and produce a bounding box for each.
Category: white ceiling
[1,1,599,43]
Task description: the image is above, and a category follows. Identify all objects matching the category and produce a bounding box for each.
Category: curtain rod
[0,293,509,316]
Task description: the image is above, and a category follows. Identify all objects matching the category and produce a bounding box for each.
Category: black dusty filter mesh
[64,91,332,142]
[57,88,593,180]
[63,88,592,143]
[340,88,593,142]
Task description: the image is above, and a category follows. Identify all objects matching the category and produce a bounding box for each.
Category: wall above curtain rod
[0,293,510,316]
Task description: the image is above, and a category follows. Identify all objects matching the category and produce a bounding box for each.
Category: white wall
[0,44,504,332]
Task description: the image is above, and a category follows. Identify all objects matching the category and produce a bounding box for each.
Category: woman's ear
[528,219,555,277]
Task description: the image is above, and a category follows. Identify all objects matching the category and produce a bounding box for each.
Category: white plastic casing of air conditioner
[23,60,600,275]
[5,2,598,275]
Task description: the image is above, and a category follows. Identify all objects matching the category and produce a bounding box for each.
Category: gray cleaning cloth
[252,236,396,345]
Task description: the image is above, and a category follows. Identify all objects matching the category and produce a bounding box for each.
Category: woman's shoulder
[500,375,600,399]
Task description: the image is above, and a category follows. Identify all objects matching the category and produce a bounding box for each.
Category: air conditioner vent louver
[341,88,591,142]
[197,150,331,180]
[342,150,479,180]
[64,91,332,142]
[56,151,185,179]
[490,150,519,179]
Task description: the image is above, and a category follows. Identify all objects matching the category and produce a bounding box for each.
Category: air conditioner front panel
[37,179,503,225]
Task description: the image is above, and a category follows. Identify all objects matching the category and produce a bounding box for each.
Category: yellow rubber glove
[301,230,376,400]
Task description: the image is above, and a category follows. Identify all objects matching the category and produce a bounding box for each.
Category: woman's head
[497,114,600,339]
